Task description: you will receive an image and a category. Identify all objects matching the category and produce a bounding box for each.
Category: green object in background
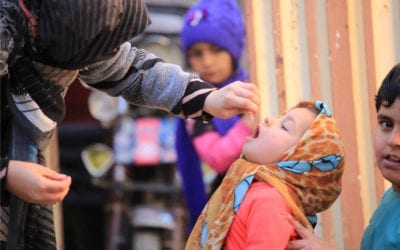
[81,143,114,177]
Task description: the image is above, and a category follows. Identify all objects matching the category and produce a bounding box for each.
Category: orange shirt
[224,182,298,249]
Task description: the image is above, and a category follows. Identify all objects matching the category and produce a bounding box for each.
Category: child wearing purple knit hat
[176,0,256,233]
[181,0,246,66]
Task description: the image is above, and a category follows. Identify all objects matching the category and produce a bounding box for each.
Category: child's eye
[379,120,393,129]
[188,50,203,59]
[211,45,224,53]
[281,123,288,131]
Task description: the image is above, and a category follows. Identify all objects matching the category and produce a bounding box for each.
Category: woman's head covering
[263,100,345,215]
[26,0,151,69]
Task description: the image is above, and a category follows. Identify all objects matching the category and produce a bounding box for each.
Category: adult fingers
[231,82,260,108]
[286,239,308,250]
[38,177,72,204]
[288,214,314,239]
[224,91,259,116]
[41,166,70,181]
[203,81,260,118]
[43,176,72,194]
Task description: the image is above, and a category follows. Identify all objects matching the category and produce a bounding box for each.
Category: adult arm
[78,42,259,120]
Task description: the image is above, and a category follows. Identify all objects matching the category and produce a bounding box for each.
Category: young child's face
[242,107,316,164]
[374,97,400,192]
[187,42,234,85]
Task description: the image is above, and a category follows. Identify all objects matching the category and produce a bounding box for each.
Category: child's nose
[202,52,214,66]
[388,127,400,147]
[264,116,277,126]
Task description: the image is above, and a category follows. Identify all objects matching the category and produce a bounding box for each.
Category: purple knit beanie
[181,0,246,63]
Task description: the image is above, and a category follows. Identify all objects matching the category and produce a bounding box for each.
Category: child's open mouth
[252,125,260,138]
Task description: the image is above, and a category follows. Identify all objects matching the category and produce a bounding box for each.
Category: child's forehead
[188,42,222,50]
[281,107,317,120]
[378,97,400,120]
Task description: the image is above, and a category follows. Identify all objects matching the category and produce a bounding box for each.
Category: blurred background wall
[244,0,400,249]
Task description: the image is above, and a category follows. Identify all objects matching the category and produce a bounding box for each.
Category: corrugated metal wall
[244,0,400,249]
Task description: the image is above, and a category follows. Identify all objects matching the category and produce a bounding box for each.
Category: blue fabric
[175,119,207,232]
[175,67,247,232]
[361,187,400,250]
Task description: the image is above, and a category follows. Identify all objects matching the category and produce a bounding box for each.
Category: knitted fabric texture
[29,0,150,69]
[185,101,345,249]
[180,0,245,63]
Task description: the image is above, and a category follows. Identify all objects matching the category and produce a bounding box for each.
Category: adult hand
[286,215,339,250]
[203,81,260,119]
[6,160,72,204]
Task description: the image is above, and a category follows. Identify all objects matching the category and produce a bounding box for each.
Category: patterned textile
[186,101,345,249]
[30,0,150,69]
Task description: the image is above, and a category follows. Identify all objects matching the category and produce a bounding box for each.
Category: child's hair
[375,63,400,111]
[293,101,320,115]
